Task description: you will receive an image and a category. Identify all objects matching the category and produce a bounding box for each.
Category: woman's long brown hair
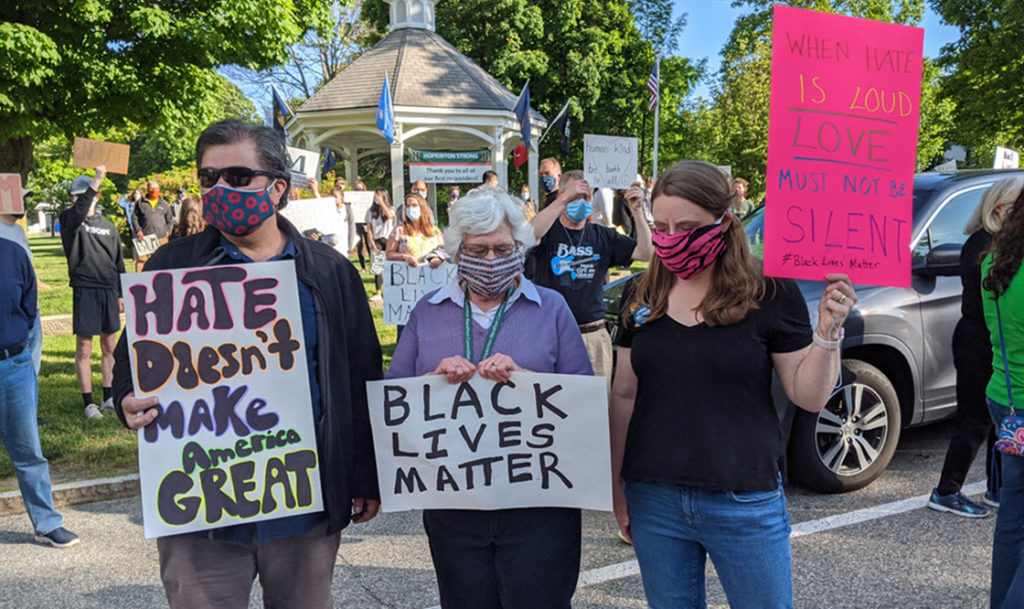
[632,161,766,327]
[403,194,438,237]
[983,188,1024,298]
[173,197,206,238]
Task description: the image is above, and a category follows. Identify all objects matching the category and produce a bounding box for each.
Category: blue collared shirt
[210,234,325,544]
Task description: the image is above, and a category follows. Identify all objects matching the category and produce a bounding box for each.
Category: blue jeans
[626,480,792,609]
[988,398,1024,609]
[0,349,62,534]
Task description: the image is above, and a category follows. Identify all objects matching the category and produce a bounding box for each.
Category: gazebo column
[492,127,507,191]
[528,141,539,209]
[343,145,357,185]
[390,124,405,212]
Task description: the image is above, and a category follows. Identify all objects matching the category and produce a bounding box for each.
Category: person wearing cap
[0,184,41,373]
[0,235,81,548]
[132,179,175,272]
[60,167,125,420]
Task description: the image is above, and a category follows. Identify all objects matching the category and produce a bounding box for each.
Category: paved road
[0,419,994,608]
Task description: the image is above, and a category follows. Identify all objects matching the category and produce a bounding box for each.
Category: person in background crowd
[982,193,1024,609]
[449,185,460,203]
[168,196,206,240]
[132,180,174,272]
[366,188,396,299]
[528,170,651,390]
[519,184,536,221]
[171,187,186,221]
[113,119,382,609]
[387,194,445,269]
[387,185,592,609]
[0,186,41,374]
[730,177,754,218]
[539,157,562,208]
[329,185,357,259]
[0,236,80,548]
[610,160,858,608]
[592,187,615,227]
[353,180,367,191]
[612,188,635,238]
[334,177,348,191]
[482,170,499,188]
[929,178,1019,518]
[60,167,125,420]
[118,188,141,234]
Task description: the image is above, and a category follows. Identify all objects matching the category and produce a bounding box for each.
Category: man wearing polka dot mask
[111,119,383,608]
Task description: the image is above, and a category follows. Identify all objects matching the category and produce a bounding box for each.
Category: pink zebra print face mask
[651,214,728,280]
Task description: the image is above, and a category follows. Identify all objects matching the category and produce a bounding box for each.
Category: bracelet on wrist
[812,327,844,351]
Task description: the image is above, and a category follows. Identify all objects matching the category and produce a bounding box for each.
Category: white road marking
[424,480,987,606]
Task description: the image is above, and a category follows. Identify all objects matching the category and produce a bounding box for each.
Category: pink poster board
[764,6,923,288]
[0,174,25,214]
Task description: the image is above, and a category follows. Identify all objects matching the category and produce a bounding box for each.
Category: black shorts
[72,287,120,336]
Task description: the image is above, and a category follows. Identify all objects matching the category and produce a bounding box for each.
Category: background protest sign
[0,173,25,214]
[367,372,612,512]
[583,134,638,189]
[764,6,923,288]
[994,146,1020,169]
[286,146,320,184]
[408,149,492,183]
[132,234,160,258]
[121,260,323,538]
[73,137,130,174]
[381,261,456,325]
[345,190,376,221]
[278,196,343,238]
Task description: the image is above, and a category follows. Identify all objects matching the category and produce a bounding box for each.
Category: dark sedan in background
[605,169,1024,492]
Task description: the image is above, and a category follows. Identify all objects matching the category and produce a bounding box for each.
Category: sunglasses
[198,166,280,189]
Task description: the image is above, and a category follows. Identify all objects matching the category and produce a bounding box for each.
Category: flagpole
[539,99,571,144]
[652,54,661,183]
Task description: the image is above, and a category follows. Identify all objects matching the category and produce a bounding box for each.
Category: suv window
[912,186,987,258]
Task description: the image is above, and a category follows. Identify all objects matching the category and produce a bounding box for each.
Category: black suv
[604,169,1024,492]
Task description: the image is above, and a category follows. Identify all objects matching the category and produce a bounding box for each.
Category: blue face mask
[541,175,558,193]
[566,199,592,223]
[406,206,422,222]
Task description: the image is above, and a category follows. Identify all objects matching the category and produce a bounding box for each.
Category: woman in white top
[366,189,395,295]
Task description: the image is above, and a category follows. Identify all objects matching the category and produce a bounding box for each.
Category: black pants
[373,237,387,291]
[423,507,581,609]
[355,223,370,270]
[937,324,999,496]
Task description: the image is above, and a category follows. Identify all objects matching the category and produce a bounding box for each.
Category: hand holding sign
[432,355,477,384]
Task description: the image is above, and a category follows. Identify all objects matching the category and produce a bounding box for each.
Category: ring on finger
[837,293,847,304]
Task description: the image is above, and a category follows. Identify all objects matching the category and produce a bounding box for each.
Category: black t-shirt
[528,222,635,324]
[615,277,812,492]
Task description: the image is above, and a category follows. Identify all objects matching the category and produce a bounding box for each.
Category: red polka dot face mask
[202,182,277,236]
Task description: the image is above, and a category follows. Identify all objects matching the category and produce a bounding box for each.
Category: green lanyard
[463,286,515,363]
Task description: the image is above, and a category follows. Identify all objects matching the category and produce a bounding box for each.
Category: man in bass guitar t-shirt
[527,170,652,388]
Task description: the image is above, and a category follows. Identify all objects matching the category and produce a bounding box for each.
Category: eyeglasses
[198,166,279,189]
[461,243,518,258]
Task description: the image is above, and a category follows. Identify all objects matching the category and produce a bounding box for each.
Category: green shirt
[982,253,1024,407]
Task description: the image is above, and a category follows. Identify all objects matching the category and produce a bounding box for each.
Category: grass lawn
[5,235,631,490]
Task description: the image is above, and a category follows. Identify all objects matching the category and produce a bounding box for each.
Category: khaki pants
[581,327,613,394]
[157,520,340,609]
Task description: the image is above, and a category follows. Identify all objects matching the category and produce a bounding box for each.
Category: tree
[0,0,315,180]
[359,0,702,176]
[224,0,369,103]
[932,0,1024,163]
[628,0,688,56]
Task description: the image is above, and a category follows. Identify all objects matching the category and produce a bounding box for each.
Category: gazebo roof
[299,27,533,115]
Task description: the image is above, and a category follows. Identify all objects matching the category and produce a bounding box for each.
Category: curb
[0,474,138,517]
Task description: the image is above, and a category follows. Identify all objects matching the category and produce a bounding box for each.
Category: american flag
[647,59,659,112]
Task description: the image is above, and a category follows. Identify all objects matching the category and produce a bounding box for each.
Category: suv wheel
[789,359,901,493]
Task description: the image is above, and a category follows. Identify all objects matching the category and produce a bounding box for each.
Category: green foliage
[628,0,687,55]
[932,0,1024,162]
[1,0,310,177]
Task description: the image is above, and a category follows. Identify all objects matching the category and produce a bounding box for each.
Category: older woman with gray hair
[387,185,593,609]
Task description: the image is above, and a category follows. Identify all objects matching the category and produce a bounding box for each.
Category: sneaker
[369,293,383,302]
[84,404,103,420]
[983,490,1000,509]
[35,527,80,548]
[927,489,990,518]
[100,397,114,411]
[616,529,633,545]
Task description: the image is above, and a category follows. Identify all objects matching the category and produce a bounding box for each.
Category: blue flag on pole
[321,149,336,178]
[271,84,293,140]
[513,82,531,151]
[377,73,395,144]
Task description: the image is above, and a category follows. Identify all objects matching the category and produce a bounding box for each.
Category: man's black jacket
[132,197,175,239]
[112,215,383,534]
[59,187,125,291]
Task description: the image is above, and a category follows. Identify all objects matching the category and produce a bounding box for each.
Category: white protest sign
[367,372,612,512]
[583,134,639,189]
[278,196,343,237]
[994,146,1020,169]
[121,261,323,538]
[286,146,321,184]
[132,234,160,258]
[382,261,456,325]
[345,190,376,222]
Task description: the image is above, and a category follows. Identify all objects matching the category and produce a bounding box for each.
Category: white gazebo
[288,0,546,212]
